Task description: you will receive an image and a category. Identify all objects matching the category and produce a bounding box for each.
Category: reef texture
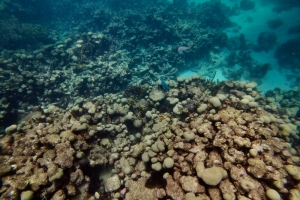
[0,77,300,200]
[3,0,285,131]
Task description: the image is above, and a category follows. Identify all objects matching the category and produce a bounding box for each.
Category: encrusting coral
[0,77,300,200]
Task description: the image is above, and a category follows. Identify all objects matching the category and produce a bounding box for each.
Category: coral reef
[0,1,300,199]
[254,32,277,52]
[0,0,286,132]
[274,37,300,70]
[0,18,53,50]
[268,19,284,29]
[0,0,231,129]
[0,77,299,200]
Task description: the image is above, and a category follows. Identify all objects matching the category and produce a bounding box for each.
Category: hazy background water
[181,0,300,92]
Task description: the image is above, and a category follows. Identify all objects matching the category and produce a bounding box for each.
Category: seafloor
[0,0,300,200]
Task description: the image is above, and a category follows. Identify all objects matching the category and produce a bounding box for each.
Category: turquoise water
[177,0,299,92]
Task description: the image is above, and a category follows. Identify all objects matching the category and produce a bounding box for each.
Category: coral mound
[0,78,300,200]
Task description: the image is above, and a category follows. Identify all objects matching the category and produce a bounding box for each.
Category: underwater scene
[1,0,300,199]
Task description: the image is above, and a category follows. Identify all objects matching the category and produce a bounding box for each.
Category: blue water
[176,0,300,92]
